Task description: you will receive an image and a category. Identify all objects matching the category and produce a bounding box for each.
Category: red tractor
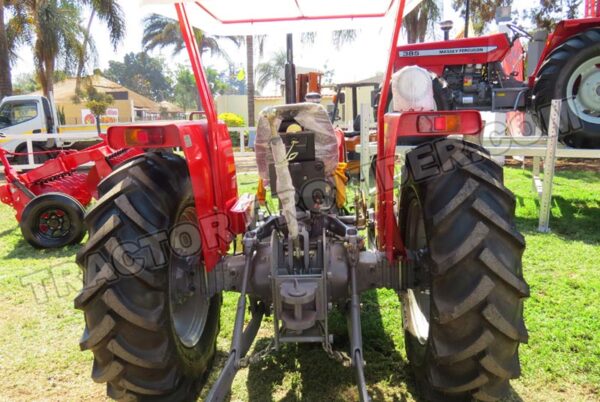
[396,4,600,148]
[75,1,528,401]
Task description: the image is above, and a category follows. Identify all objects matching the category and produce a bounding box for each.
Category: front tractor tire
[75,153,221,401]
[533,28,600,148]
[400,140,529,401]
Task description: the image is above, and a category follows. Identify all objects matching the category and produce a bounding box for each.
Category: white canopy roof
[141,0,422,35]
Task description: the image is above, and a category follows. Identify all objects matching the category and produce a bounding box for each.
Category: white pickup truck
[0,95,99,164]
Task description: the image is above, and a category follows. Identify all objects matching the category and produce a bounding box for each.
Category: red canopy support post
[376,0,407,261]
[175,3,219,131]
[586,0,600,17]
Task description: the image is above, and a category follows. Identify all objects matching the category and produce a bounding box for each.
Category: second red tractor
[396,4,600,148]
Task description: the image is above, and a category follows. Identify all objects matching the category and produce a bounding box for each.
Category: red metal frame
[586,0,600,17]
[377,0,407,261]
[0,142,142,221]
[175,4,245,270]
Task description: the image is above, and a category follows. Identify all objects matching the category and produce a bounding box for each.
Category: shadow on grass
[502,386,525,402]
[552,170,600,184]
[245,290,422,402]
[4,237,80,260]
[515,196,600,244]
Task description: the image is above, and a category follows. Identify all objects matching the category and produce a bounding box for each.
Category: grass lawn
[0,166,598,401]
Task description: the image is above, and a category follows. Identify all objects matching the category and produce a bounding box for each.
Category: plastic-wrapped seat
[255,103,339,186]
[391,65,436,112]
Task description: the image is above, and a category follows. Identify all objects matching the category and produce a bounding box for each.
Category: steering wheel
[507,23,532,40]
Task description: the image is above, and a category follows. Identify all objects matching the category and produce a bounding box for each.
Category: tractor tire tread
[77,153,219,401]
[402,140,527,402]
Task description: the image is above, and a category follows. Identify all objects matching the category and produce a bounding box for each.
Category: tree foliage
[7,0,86,96]
[0,1,12,98]
[452,0,508,35]
[526,0,581,30]
[142,13,242,60]
[404,0,441,43]
[256,51,287,95]
[80,0,125,48]
[173,67,198,113]
[79,79,113,133]
[75,0,126,93]
[104,52,172,101]
[13,71,68,95]
[2,0,126,99]
[301,30,357,50]
[206,67,229,96]
[82,84,113,116]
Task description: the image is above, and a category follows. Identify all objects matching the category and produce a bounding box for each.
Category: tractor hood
[140,0,422,35]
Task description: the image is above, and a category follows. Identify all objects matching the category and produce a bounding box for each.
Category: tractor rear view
[74,1,528,401]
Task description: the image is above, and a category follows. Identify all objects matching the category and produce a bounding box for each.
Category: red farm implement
[0,141,141,248]
[74,1,529,401]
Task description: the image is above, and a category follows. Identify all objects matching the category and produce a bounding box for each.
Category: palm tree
[75,0,126,94]
[246,36,255,128]
[256,51,287,96]
[301,29,357,49]
[0,0,12,98]
[0,0,24,97]
[9,0,85,97]
[142,13,249,118]
[404,0,440,43]
[245,35,266,129]
[142,14,242,60]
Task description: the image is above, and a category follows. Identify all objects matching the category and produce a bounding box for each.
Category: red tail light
[418,115,461,133]
[107,124,182,149]
[395,110,483,136]
[124,128,165,146]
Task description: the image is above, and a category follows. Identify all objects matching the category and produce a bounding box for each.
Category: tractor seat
[255,103,339,186]
[342,114,363,138]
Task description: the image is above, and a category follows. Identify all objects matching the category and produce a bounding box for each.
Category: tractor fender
[177,122,243,271]
[529,16,600,86]
[106,121,244,271]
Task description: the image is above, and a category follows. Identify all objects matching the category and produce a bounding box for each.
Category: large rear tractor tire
[533,28,600,148]
[75,153,221,401]
[400,139,529,401]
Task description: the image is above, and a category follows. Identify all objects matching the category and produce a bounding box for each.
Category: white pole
[48,90,63,148]
[360,103,371,193]
[538,99,561,233]
[48,91,60,133]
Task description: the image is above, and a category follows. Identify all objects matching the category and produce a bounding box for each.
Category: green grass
[0,167,599,401]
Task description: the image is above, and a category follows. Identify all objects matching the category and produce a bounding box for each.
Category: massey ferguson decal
[399,46,498,57]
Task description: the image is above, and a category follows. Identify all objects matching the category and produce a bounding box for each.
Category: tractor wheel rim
[402,197,430,345]
[169,206,210,349]
[38,208,70,240]
[567,56,600,125]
